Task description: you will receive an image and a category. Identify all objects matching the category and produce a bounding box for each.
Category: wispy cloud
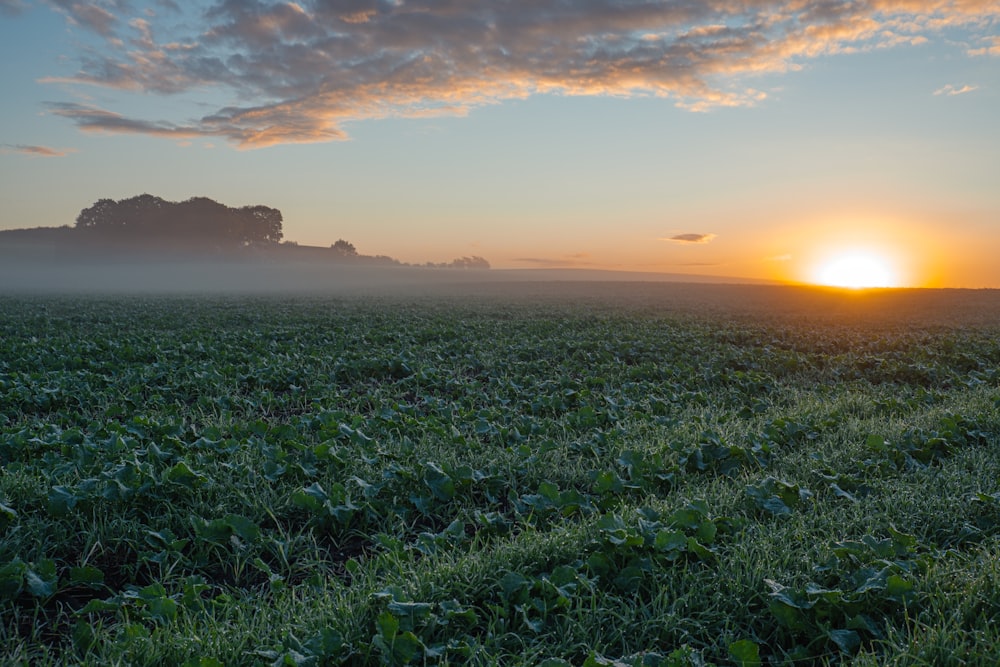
[968,36,1000,56]
[513,254,595,268]
[45,0,121,38]
[1,143,76,157]
[0,0,28,17]
[933,83,979,96]
[29,1,1000,148]
[663,233,716,244]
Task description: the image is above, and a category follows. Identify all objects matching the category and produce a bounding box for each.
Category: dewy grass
[1,288,1000,665]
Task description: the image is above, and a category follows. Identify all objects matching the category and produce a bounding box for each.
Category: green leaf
[48,485,79,517]
[686,537,715,561]
[182,659,224,667]
[613,564,646,593]
[653,529,687,553]
[597,514,643,547]
[304,627,344,659]
[768,600,808,630]
[828,629,861,654]
[728,639,762,667]
[696,519,718,543]
[593,470,625,494]
[192,517,233,543]
[72,620,97,654]
[69,566,105,586]
[440,599,478,626]
[499,572,531,603]
[765,579,815,610]
[886,574,915,603]
[760,496,789,515]
[386,601,434,629]
[0,559,26,601]
[442,519,466,541]
[292,482,330,514]
[0,501,16,525]
[669,506,705,530]
[376,610,400,640]
[887,525,918,554]
[79,598,121,614]
[164,460,208,488]
[866,434,887,452]
[830,483,857,502]
[537,480,560,502]
[225,514,261,543]
[146,596,178,624]
[26,559,57,598]
[423,462,455,501]
[804,583,844,603]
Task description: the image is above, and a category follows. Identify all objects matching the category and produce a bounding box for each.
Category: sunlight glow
[814,252,897,288]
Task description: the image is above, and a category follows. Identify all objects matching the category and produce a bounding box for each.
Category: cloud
[47,102,199,137]
[38,0,1000,148]
[933,83,979,96]
[0,0,28,17]
[1,144,76,157]
[513,255,595,268]
[45,0,121,38]
[663,233,716,244]
[968,36,1000,56]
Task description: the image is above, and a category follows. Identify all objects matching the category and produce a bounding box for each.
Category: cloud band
[35,0,1000,148]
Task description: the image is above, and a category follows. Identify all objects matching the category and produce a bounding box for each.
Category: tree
[75,198,123,230]
[331,239,358,256]
[450,256,490,269]
[72,195,284,248]
[239,205,283,244]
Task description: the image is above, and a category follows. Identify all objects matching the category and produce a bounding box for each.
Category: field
[2,283,1000,665]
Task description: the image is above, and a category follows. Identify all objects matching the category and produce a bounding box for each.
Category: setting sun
[814,253,898,288]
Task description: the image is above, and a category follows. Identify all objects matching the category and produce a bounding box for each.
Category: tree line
[47,194,490,268]
[326,239,488,268]
[75,194,283,247]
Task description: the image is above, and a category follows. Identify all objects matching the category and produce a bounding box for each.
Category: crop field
[2,284,1000,665]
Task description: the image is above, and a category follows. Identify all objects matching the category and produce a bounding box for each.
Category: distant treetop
[75,194,283,247]
[331,239,358,256]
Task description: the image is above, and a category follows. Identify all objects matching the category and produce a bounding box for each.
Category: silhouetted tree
[423,256,491,269]
[75,198,126,230]
[331,239,358,256]
[449,256,490,269]
[74,195,283,248]
[239,205,283,244]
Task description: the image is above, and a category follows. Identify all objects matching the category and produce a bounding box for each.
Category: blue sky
[1,1,998,286]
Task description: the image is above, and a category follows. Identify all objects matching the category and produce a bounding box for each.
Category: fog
[3,255,999,328]
[0,255,753,297]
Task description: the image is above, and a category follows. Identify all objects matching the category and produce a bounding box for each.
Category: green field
[2,286,1000,665]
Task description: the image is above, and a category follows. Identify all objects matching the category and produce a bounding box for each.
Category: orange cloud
[1,144,76,157]
[513,254,596,268]
[663,233,717,244]
[968,35,1000,56]
[933,83,979,95]
[32,0,1000,147]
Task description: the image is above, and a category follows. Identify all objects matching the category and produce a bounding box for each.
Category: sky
[1,1,998,288]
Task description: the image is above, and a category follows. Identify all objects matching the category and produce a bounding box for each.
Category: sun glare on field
[814,252,898,288]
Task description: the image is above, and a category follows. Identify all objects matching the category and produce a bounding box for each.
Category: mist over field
[4,252,1000,330]
[0,256,736,294]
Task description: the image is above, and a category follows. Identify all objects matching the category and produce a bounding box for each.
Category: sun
[814,252,897,288]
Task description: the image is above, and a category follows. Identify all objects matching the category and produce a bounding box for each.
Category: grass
[1,286,999,665]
